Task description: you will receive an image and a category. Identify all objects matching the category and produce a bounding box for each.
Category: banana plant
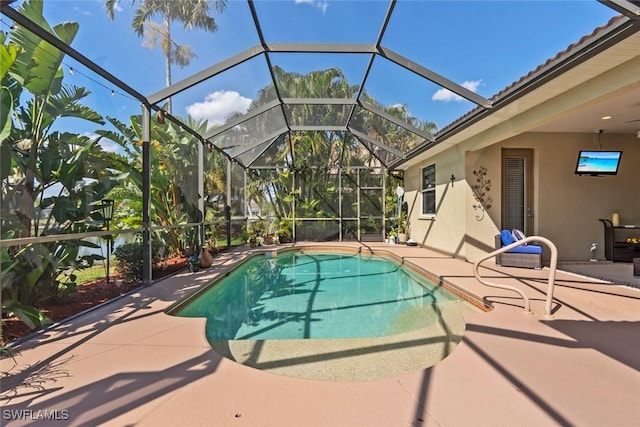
[97,113,205,256]
[1,0,122,328]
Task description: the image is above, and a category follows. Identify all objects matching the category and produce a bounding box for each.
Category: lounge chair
[494,230,542,269]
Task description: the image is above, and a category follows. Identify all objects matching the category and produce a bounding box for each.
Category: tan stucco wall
[403,146,467,258]
[406,132,640,262]
[532,132,639,261]
[463,146,503,262]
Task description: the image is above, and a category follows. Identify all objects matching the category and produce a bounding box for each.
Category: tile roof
[434,14,628,138]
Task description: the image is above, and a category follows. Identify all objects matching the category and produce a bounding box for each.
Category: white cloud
[295,0,329,15]
[73,6,92,16]
[432,80,482,102]
[186,90,252,128]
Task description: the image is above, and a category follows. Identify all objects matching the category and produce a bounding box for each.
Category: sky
[1,0,620,144]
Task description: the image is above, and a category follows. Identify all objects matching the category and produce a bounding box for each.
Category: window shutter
[503,157,525,231]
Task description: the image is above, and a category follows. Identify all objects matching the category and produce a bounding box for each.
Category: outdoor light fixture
[157,109,165,125]
[451,174,456,185]
[101,199,114,286]
[395,185,405,222]
[101,199,114,223]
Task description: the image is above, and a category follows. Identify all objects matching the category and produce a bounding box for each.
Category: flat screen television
[575,150,622,176]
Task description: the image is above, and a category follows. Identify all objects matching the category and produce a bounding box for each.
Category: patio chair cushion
[506,245,542,254]
[500,229,516,246]
[512,229,527,245]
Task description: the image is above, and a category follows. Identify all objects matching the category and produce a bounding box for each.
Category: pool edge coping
[165,243,492,318]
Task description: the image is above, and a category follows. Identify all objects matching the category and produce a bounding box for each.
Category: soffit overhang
[396,18,640,169]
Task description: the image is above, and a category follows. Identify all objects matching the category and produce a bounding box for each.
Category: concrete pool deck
[1,242,639,426]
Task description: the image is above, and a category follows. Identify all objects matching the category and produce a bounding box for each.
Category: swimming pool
[176,252,464,340]
[174,250,476,339]
[169,248,481,380]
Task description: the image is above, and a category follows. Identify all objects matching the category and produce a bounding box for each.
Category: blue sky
[2,0,619,140]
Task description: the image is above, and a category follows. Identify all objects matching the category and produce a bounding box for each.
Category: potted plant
[386,229,397,244]
[247,219,265,248]
[241,226,251,247]
[276,219,293,243]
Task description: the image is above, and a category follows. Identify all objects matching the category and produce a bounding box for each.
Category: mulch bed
[1,257,189,346]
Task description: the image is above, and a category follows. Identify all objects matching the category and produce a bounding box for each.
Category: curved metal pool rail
[473,236,558,318]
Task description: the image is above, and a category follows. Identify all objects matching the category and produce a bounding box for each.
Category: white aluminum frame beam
[290,125,346,132]
[204,99,281,139]
[358,100,435,142]
[266,43,377,54]
[378,46,492,108]
[282,98,358,105]
[347,127,405,160]
[148,45,266,104]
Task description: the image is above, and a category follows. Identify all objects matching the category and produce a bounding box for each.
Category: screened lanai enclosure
[1,0,632,307]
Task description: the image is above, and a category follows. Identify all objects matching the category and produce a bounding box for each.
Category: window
[422,164,436,215]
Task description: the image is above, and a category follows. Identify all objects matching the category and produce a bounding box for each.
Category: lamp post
[101,199,114,286]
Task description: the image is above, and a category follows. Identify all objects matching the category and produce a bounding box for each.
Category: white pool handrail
[473,235,558,318]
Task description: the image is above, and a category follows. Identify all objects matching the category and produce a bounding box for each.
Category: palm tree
[104,0,227,112]
[218,66,436,236]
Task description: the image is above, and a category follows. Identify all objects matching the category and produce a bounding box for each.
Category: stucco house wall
[404,132,640,263]
[403,147,467,258]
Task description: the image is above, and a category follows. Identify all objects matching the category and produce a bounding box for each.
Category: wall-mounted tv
[575,150,622,176]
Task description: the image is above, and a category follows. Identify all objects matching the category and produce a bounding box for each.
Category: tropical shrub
[112,238,172,281]
[97,114,207,256]
[113,243,145,282]
[1,0,121,327]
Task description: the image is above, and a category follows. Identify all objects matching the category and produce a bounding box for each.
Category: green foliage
[0,250,50,334]
[98,114,205,256]
[0,34,18,143]
[275,219,293,238]
[248,219,265,237]
[241,67,429,232]
[71,262,112,285]
[113,239,168,281]
[0,344,18,365]
[104,0,227,113]
[1,0,121,329]
[113,242,144,282]
[397,211,408,234]
[2,239,103,309]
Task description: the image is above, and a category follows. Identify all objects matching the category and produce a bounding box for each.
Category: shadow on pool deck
[1,243,639,426]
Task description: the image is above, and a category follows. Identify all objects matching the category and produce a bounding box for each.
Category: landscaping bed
[1,257,188,346]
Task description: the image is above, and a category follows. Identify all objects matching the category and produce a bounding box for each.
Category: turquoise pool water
[175,251,465,341]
